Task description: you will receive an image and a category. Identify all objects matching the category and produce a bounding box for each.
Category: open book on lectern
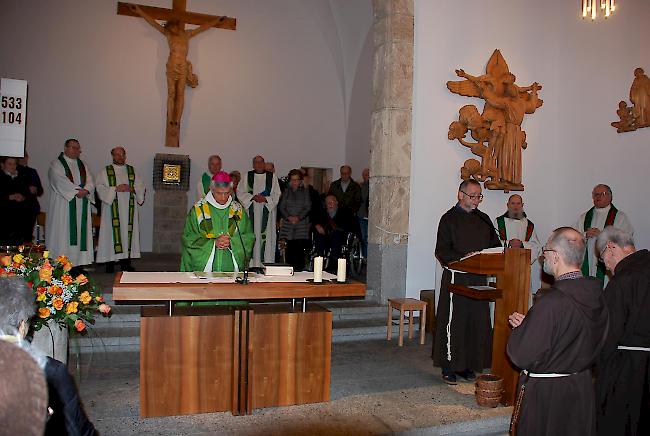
[457,246,504,262]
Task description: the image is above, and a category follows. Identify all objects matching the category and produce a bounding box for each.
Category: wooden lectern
[447,248,530,406]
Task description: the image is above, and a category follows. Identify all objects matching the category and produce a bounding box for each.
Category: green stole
[247,171,273,257]
[106,164,135,255]
[201,172,212,196]
[58,153,88,251]
[581,204,618,280]
[496,214,534,242]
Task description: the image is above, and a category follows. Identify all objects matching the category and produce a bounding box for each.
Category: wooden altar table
[112,272,365,417]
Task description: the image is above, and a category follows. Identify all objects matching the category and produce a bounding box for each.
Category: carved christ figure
[130,4,223,145]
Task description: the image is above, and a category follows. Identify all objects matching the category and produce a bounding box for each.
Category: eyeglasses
[599,244,610,258]
[542,245,557,254]
[460,191,484,201]
[592,191,610,198]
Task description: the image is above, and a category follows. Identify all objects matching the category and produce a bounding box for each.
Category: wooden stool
[419,289,436,335]
[387,298,427,346]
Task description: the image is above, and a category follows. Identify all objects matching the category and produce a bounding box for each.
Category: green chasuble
[180,195,255,273]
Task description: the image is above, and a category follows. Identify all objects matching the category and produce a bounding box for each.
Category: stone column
[367,0,413,303]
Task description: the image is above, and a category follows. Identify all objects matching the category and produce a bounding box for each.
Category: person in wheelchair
[314,195,360,272]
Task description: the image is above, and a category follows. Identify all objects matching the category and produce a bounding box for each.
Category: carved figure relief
[612,67,650,133]
[447,50,543,192]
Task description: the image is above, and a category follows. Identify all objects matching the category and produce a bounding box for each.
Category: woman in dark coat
[0,157,36,245]
[278,169,311,271]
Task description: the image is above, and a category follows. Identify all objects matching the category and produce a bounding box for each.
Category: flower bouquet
[0,249,111,333]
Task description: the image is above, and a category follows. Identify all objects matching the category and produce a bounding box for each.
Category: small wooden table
[112,272,365,417]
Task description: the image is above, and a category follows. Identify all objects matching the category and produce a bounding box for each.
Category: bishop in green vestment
[181,172,254,272]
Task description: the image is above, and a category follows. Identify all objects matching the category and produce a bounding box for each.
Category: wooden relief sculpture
[118,1,236,147]
[612,68,650,133]
[447,50,543,192]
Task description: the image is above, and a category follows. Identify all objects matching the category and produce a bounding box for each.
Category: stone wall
[152,191,188,254]
[367,0,414,302]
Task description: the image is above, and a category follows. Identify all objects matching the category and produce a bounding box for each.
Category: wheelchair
[306,229,364,277]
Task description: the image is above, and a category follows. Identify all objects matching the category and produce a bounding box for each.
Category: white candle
[337,258,346,282]
[313,256,323,282]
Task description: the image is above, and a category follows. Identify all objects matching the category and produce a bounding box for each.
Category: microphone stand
[474,209,507,251]
[233,211,250,285]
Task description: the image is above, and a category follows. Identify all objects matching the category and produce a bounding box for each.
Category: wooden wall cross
[117,1,236,147]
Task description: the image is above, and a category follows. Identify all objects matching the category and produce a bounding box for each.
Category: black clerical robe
[596,249,650,436]
[508,277,608,436]
[432,205,501,371]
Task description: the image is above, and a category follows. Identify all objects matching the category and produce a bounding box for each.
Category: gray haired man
[595,226,650,436]
[507,227,608,436]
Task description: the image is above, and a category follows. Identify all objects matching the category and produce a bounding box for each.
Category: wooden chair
[386,298,427,346]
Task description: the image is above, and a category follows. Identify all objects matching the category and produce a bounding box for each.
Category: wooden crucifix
[117,1,236,147]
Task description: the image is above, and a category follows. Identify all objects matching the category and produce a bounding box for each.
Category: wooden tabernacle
[112,273,365,417]
[446,248,530,406]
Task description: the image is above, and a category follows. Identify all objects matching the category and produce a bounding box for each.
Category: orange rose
[38,308,50,319]
[95,296,104,303]
[65,301,79,314]
[63,262,72,272]
[0,255,10,267]
[61,274,73,285]
[75,274,88,285]
[48,285,63,296]
[99,303,112,315]
[52,297,64,311]
[39,266,53,283]
[56,255,69,264]
[74,319,86,332]
[79,291,92,305]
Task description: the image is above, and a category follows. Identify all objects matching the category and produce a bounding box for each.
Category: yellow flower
[12,254,24,264]
[79,291,92,305]
[52,297,64,311]
[38,308,50,319]
[36,292,46,302]
[61,274,73,285]
[65,301,79,314]
[43,251,49,259]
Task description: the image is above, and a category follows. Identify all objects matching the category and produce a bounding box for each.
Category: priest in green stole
[46,139,95,266]
[181,171,254,273]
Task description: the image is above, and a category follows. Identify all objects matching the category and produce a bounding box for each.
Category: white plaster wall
[408,0,650,299]
[0,0,372,251]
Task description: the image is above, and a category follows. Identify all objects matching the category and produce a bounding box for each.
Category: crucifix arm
[130,4,166,35]
[187,16,226,38]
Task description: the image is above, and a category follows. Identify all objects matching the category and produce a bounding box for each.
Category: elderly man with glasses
[575,184,633,283]
[432,179,501,385]
[594,226,650,436]
[507,227,608,436]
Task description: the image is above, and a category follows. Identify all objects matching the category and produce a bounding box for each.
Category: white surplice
[95,164,145,263]
[46,155,95,266]
[575,204,634,278]
[237,172,281,267]
[493,216,541,262]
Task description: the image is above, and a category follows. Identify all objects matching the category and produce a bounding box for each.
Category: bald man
[494,194,541,260]
[508,227,608,436]
[96,146,146,272]
[575,184,633,283]
[197,155,222,200]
